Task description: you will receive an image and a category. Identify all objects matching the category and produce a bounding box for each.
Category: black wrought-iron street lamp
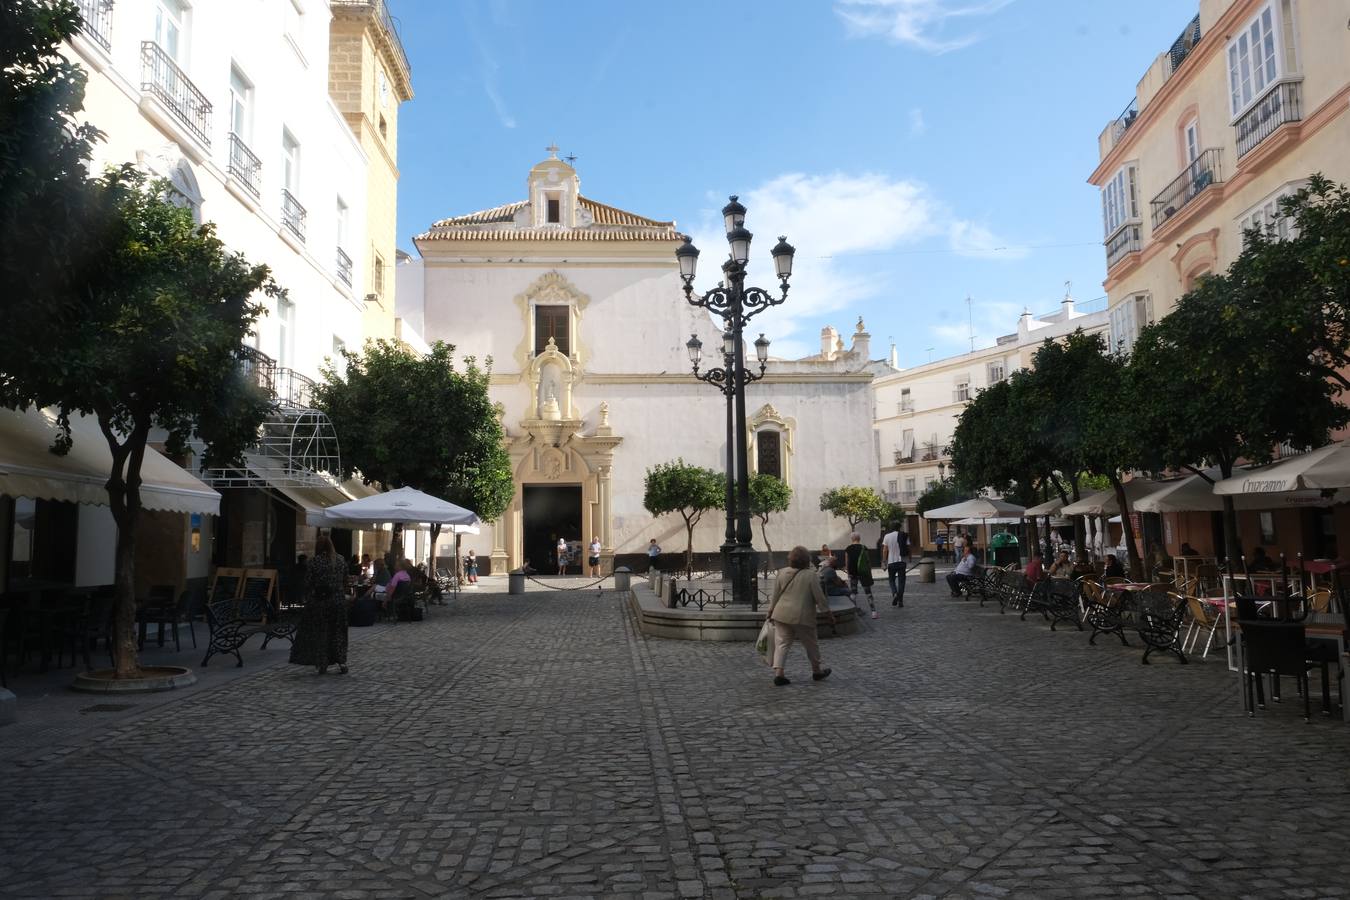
[678,196,794,609]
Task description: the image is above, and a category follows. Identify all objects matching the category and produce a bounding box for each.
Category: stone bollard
[613,566,632,591]
[917,557,936,584]
[508,569,526,595]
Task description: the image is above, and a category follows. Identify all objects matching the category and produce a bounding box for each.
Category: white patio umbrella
[923,498,1026,520]
[1214,442,1350,494]
[952,516,1023,526]
[1024,497,1065,517]
[322,486,481,531]
[925,498,1025,564]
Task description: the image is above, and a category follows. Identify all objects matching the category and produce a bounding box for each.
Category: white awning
[1061,480,1159,516]
[0,406,219,515]
[923,498,1026,520]
[1134,468,1339,512]
[1214,442,1350,494]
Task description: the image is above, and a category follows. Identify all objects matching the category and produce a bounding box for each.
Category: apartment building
[1089,0,1350,353]
[873,297,1108,548]
[14,0,412,591]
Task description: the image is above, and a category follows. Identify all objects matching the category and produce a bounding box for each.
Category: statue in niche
[537,363,563,418]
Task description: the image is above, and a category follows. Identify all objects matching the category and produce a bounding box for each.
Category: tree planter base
[72,666,197,694]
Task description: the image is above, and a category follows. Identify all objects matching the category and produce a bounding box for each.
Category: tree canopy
[746,473,792,555]
[819,485,887,531]
[643,460,723,577]
[316,340,514,570]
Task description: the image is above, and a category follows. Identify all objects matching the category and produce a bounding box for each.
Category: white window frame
[155,0,186,62]
[986,360,1006,384]
[1101,163,1139,239]
[335,195,349,251]
[1227,2,1285,118]
[953,379,970,403]
[281,128,300,193]
[1183,117,1200,164]
[228,65,252,142]
[1238,179,1306,246]
[285,0,304,43]
[1109,293,1153,353]
[277,297,295,368]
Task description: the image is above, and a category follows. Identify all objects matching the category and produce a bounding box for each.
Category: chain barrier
[522,574,612,592]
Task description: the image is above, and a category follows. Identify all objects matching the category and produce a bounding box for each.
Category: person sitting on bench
[947,545,979,597]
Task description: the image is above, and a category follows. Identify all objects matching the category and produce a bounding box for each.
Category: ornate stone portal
[489,273,622,574]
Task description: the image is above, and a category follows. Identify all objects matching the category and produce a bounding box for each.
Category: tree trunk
[759,516,772,558]
[99,414,150,679]
[111,509,140,677]
[684,516,695,579]
[1070,476,1087,560]
[428,523,441,579]
[390,523,404,567]
[1026,517,1040,561]
[1109,473,1144,581]
[1220,494,1242,570]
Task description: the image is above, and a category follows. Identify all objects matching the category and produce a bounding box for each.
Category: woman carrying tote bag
[762,545,837,687]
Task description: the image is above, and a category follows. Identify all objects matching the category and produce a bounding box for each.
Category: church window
[757,430,782,479]
[546,195,561,224]
[535,305,569,355]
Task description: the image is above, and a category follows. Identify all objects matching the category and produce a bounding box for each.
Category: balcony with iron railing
[140,41,211,148]
[1151,148,1223,231]
[1105,222,1142,269]
[236,345,277,395]
[1236,81,1302,159]
[1106,97,1138,150]
[893,449,913,466]
[280,189,306,242]
[274,367,317,409]
[227,133,262,199]
[336,247,353,287]
[75,0,114,51]
[1166,14,1201,78]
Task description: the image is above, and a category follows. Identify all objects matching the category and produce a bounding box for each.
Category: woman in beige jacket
[764,545,837,686]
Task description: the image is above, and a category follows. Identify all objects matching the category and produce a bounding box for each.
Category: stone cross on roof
[545,143,559,158]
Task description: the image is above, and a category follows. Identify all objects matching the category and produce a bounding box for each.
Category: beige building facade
[873,298,1108,550]
[1089,0,1350,352]
[329,0,413,344]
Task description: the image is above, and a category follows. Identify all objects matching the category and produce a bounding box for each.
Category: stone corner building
[398,152,889,573]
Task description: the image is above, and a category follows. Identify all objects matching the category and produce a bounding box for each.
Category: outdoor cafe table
[1228,614,1347,723]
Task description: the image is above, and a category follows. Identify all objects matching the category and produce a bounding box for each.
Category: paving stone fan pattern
[1,581,1348,899]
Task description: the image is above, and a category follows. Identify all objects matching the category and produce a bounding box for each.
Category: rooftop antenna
[925,346,934,364]
[966,295,975,353]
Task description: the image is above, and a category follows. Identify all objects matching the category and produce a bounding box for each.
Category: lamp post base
[729,545,759,610]
[720,541,735,581]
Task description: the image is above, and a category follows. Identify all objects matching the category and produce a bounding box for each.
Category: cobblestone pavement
[1,578,1348,899]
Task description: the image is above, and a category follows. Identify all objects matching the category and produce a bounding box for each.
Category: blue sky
[393,0,1195,362]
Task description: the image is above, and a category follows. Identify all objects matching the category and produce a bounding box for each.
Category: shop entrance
[523,485,582,574]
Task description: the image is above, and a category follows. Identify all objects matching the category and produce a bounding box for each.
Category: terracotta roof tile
[417,195,678,242]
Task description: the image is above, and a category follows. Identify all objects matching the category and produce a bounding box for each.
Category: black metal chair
[1137,591,1188,664]
[136,584,178,650]
[1241,620,1315,722]
[1045,579,1083,631]
[1082,580,1129,647]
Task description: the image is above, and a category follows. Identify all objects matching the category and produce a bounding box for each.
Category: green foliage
[0,167,278,676]
[315,340,514,524]
[746,473,792,554]
[0,0,111,332]
[818,485,887,530]
[643,459,724,577]
[914,480,961,517]
[1129,186,1350,561]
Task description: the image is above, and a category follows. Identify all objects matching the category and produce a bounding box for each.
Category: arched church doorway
[523,485,582,574]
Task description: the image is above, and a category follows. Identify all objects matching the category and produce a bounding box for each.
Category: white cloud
[463,6,517,129]
[687,172,1032,360]
[908,107,927,137]
[835,0,1013,53]
[947,221,1029,259]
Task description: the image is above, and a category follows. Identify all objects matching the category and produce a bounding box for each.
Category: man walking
[844,532,878,620]
[881,523,908,607]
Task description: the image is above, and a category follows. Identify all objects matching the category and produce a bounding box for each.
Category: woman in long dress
[289,535,350,674]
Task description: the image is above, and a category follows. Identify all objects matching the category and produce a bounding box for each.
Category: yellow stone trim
[511,271,591,373]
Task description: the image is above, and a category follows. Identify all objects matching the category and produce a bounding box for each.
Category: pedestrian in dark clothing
[291,536,350,674]
[844,532,878,620]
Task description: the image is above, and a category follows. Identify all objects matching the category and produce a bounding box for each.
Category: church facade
[398,152,890,573]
